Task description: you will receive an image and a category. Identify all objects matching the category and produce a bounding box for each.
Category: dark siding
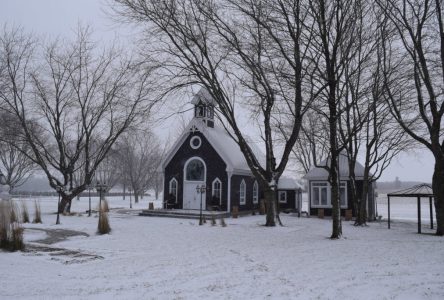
[277,189,297,210]
[230,175,256,211]
[164,131,228,210]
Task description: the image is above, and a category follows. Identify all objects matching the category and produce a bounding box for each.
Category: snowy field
[1,195,443,299]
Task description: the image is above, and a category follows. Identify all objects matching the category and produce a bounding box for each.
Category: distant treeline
[11,191,150,198]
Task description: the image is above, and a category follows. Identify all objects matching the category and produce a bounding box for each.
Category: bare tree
[376,0,444,235]
[0,112,37,191]
[116,130,162,203]
[0,26,157,213]
[305,0,368,238]
[113,0,313,226]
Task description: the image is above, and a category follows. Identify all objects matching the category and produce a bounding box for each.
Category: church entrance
[183,157,206,210]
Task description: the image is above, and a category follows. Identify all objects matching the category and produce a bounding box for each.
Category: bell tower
[191,88,215,128]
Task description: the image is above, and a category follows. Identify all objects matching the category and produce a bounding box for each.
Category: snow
[278,177,303,190]
[1,194,443,299]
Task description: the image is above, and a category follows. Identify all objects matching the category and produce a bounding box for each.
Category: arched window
[184,158,206,181]
[212,178,222,205]
[169,178,178,203]
[239,179,246,205]
[253,181,259,204]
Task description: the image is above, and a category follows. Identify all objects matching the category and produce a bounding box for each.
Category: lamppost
[196,184,206,225]
[55,186,64,225]
[87,184,92,217]
[129,187,133,209]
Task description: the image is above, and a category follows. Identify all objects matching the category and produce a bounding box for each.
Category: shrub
[32,200,42,224]
[0,200,25,251]
[21,201,30,223]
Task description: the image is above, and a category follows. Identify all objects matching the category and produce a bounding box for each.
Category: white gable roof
[304,153,366,180]
[161,118,265,174]
[278,177,303,190]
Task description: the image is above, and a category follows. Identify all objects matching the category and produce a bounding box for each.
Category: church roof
[304,153,367,180]
[161,118,265,175]
[190,87,217,106]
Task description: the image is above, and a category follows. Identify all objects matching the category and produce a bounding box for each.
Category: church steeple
[191,88,215,128]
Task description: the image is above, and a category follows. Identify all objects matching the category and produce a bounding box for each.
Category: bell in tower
[191,87,215,128]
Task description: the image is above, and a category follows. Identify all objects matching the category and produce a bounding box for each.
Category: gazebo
[387,183,434,233]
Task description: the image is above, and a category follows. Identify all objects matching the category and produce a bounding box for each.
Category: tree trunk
[66,199,72,213]
[123,183,126,200]
[432,157,444,236]
[58,194,76,213]
[355,178,369,226]
[134,192,139,204]
[265,188,277,226]
[330,173,342,239]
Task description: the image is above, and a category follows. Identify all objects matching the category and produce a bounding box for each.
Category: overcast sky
[0,0,436,183]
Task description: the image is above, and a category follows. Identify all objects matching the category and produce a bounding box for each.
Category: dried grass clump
[32,200,42,224]
[9,201,18,223]
[10,222,24,251]
[21,201,30,223]
[97,199,111,235]
[0,200,25,251]
[102,199,109,212]
[97,198,110,213]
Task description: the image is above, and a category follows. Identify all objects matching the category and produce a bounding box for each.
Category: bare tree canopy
[0,25,158,213]
[0,112,37,190]
[116,129,163,203]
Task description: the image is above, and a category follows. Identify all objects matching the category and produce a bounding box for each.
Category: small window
[190,136,202,149]
[195,105,206,117]
[239,179,246,205]
[279,191,287,203]
[207,106,214,118]
[253,181,259,204]
[212,178,222,205]
[169,178,178,203]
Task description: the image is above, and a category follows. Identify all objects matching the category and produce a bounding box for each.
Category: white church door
[183,157,206,210]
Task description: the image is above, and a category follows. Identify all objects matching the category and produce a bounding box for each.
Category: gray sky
[0,0,435,183]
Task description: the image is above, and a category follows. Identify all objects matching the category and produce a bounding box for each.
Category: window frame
[169,178,178,203]
[310,181,348,209]
[183,157,206,182]
[239,179,246,205]
[190,136,202,149]
[278,191,287,203]
[212,178,222,205]
[253,181,259,204]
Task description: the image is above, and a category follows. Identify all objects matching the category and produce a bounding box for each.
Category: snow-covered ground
[1,195,443,299]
